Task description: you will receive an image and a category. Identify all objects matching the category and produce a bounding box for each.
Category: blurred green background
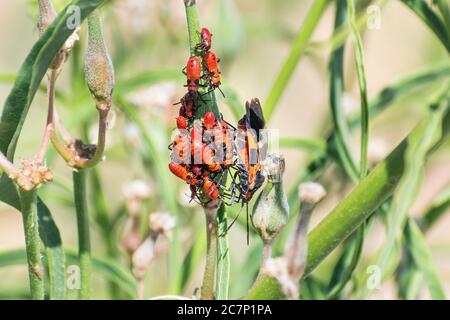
[0,0,449,299]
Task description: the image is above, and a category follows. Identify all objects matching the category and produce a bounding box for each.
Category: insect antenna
[219,204,245,237]
[217,86,226,98]
[246,203,250,246]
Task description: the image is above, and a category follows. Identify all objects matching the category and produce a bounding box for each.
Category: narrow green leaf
[404,218,445,299]
[278,64,450,257]
[114,70,183,96]
[279,137,327,153]
[328,0,359,182]
[243,99,450,299]
[422,183,450,230]
[307,96,449,276]
[0,4,107,275]
[216,0,244,60]
[0,0,107,161]
[264,0,331,120]
[300,276,328,300]
[37,198,66,300]
[216,204,230,300]
[0,183,66,299]
[181,226,206,291]
[0,249,27,266]
[0,249,136,299]
[348,0,370,178]
[371,92,448,296]
[230,241,262,298]
[348,63,450,128]
[327,225,365,299]
[435,0,450,31]
[319,1,366,298]
[401,0,450,53]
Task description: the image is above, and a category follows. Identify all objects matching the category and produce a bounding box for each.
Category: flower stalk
[201,206,218,300]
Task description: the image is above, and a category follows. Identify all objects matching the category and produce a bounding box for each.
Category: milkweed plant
[0,0,449,300]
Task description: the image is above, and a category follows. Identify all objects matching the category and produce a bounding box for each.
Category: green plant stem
[264,0,331,120]
[184,0,223,299]
[244,101,450,299]
[73,169,91,299]
[216,204,230,300]
[244,273,284,300]
[201,207,218,300]
[184,0,220,119]
[185,0,201,57]
[19,189,44,300]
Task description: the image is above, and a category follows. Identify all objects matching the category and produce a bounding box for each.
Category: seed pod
[38,0,57,35]
[38,0,66,71]
[84,11,115,111]
[252,154,289,243]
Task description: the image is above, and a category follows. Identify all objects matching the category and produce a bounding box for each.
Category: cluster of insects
[168,27,267,213]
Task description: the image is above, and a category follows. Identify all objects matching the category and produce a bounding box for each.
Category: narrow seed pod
[38,0,57,36]
[84,11,115,111]
[251,154,289,243]
[38,0,66,71]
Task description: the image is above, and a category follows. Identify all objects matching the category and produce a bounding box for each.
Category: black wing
[245,98,265,132]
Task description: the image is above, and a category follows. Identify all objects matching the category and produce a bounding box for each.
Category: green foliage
[1,0,450,301]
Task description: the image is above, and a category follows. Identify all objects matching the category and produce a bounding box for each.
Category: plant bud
[252,154,289,243]
[298,181,326,205]
[14,159,53,191]
[85,11,115,110]
[131,237,155,281]
[149,212,176,239]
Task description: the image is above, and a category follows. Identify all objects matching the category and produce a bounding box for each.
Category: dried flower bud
[14,159,53,191]
[85,11,115,110]
[132,237,155,280]
[298,182,326,205]
[149,212,176,238]
[252,154,289,243]
[123,180,152,200]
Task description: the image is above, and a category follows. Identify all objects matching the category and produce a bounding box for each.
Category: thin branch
[54,107,73,143]
[0,151,17,177]
[37,69,57,163]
